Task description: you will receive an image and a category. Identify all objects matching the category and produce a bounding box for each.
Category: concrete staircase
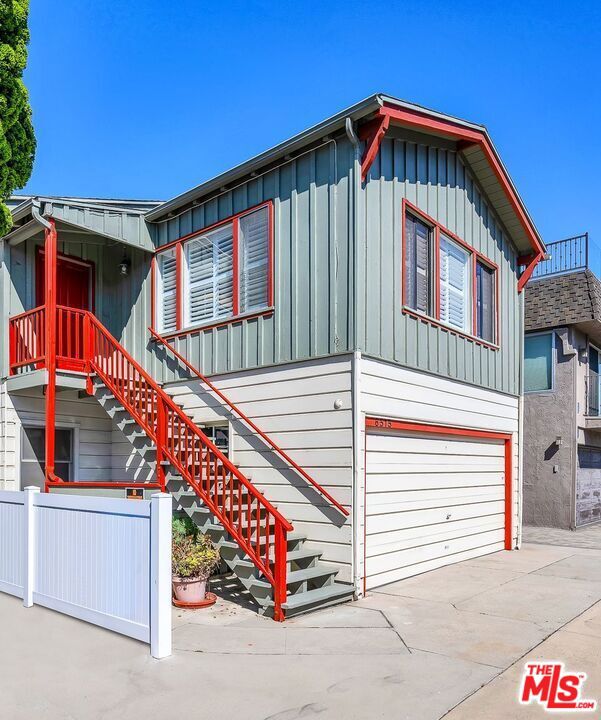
[93,377,354,618]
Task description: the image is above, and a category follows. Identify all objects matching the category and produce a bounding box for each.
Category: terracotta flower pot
[172,575,208,603]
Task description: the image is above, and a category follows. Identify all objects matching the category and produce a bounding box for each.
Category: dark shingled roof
[525,270,601,331]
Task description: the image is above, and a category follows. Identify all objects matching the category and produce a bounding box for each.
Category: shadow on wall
[149,343,348,528]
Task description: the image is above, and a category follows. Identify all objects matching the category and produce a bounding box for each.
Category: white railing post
[150,492,172,659]
[23,486,40,607]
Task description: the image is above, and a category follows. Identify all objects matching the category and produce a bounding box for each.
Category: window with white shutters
[405,213,432,315]
[439,235,471,333]
[184,224,233,326]
[239,206,269,313]
[157,249,177,333]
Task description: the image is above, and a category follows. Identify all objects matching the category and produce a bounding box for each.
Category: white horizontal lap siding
[7,389,114,484]
[165,356,354,579]
[0,384,19,489]
[357,357,520,590]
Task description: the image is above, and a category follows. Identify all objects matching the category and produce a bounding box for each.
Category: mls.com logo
[519,662,597,712]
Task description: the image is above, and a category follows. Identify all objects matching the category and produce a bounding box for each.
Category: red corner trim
[378,104,544,258]
[517,252,543,292]
[359,114,390,183]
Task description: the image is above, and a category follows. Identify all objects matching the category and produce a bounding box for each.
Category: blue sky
[22,0,601,244]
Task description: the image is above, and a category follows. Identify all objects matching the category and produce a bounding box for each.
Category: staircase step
[249,564,338,591]
[283,548,322,565]
[280,583,354,615]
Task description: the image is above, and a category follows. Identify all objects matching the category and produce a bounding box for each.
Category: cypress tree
[0,0,35,236]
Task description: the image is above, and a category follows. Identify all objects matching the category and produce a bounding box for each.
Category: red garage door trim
[364,417,514,590]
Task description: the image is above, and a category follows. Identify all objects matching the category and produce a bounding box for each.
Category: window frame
[152,200,274,338]
[524,331,555,394]
[19,422,79,487]
[401,199,500,349]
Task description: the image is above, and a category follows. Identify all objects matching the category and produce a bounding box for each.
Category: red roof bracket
[517,252,543,292]
[378,104,545,258]
[359,113,390,183]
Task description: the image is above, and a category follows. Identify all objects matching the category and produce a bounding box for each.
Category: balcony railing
[531,233,600,280]
[586,370,600,417]
[9,304,86,375]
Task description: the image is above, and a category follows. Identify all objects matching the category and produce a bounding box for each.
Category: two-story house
[0,94,544,619]
[523,234,601,529]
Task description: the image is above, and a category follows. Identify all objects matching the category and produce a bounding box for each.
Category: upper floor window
[439,234,471,333]
[405,213,433,316]
[157,248,177,333]
[476,260,496,344]
[154,202,273,336]
[524,332,554,392]
[403,200,498,347]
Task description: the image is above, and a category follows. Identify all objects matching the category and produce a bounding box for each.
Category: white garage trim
[363,417,513,592]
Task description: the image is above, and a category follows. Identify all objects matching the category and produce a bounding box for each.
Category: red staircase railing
[84,313,293,620]
[150,328,349,517]
[9,305,46,373]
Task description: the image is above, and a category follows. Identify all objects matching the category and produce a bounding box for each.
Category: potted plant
[172,517,220,605]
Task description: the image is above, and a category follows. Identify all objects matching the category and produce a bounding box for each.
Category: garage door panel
[366,528,505,574]
[365,427,507,590]
[365,471,505,492]
[366,485,505,511]
[366,452,503,468]
[366,500,505,535]
[367,435,505,457]
[366,515,505,554]
[366,542,504,589]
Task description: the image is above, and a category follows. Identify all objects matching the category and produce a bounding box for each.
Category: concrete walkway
[523,522,601,550]
[1,542,600,719]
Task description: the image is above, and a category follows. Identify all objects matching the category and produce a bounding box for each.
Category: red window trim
[401,199,500,350]
[153,200,274,335]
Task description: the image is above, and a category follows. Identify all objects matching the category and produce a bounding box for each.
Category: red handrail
[85,313,292,620]
[149,327,349,517]
[9,305,46,373]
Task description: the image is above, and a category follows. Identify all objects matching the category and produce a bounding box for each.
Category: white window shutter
[158,249,177,333]
[405,214,431,315]
[239,207,269,313]
[185,224,233,326]
[439,235,471,332]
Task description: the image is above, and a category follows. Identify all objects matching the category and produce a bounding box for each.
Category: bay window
[154,202,273,335]
[403,200,498,346]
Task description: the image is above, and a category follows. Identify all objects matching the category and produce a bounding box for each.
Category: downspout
[31,199,57,489]
[517,288,524,549]
[346,117,364,596]
[31,198,52,231]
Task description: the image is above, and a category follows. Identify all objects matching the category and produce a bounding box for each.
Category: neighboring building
[524,234,601,529]
[0,94,544,619]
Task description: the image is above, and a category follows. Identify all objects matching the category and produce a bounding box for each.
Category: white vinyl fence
[0,487,171,658]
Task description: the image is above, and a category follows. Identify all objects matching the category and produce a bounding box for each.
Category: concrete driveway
[1,538,600,719]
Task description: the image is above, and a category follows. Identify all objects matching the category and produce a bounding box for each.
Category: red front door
[36,250,94,371]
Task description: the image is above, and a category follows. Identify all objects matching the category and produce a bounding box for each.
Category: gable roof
[146,93,544,257]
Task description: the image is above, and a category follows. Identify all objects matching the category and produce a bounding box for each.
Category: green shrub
[172,518,219,580]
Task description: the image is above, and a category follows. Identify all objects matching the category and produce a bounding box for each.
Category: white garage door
[365,427,507,590]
